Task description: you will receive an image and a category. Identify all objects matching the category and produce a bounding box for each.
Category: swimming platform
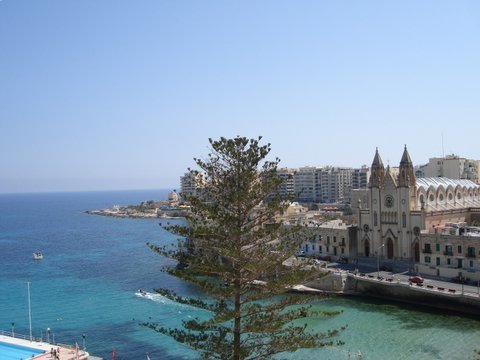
[0,333,97,360]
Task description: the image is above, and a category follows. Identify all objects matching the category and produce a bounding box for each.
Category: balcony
[443,251,453,256]
[466,253,476,258]
[422,248,432,254]
[340,241,346,247]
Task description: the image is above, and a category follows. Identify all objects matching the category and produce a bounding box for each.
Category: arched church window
[439,194,444,201]
[448,193,453,201]
[429,194,435,202]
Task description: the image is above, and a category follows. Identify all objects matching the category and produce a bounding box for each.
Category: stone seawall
[301,271,480,316]
[353,277,480,316]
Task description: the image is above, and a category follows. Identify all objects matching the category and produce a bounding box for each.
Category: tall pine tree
[147,136,343,359]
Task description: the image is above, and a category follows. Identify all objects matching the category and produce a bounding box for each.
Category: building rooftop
[416,177,480,191]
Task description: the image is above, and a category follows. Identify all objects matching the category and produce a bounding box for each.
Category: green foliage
[147,136,343,359]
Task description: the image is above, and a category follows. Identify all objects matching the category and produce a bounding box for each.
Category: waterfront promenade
[0,332,93,360]
[299,262,480,316]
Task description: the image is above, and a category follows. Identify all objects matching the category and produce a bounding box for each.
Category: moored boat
[33,251,43,260]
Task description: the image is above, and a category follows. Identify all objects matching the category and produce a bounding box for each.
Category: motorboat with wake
[33,251,43,260]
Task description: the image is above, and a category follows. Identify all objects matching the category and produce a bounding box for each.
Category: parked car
[337,256,348,264]
[409,275,424,284]
[295,250,306,257]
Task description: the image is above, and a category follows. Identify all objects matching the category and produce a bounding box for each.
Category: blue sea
[1,190,479,360]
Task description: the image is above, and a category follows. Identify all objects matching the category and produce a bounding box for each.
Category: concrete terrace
[0,333,93,360]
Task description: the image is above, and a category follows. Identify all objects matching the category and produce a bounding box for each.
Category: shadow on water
[312,294,480,331]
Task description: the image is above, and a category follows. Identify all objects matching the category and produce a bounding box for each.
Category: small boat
[33,252,43,260]
[137,289,147,297]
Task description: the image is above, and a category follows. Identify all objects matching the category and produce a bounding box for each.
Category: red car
[409,275,424,284]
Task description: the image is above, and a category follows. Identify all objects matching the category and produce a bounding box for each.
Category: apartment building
[417,155,480,184]
[179,172,205,201]
[298,220,357,259]
[277,167,296,200]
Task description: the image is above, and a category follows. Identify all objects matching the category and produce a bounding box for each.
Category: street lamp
[376,243,385,278]
[26,282,32,341]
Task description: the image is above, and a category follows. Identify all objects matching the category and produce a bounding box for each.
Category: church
[354,146,480,262]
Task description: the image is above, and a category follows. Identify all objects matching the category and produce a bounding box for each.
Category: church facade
[355,147,480,262]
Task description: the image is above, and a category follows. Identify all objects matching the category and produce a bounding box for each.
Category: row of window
[424,243,477,256]
[310,235,347,245]
[304,244,346,255]
[424,256,475,268]
[373,211,407,227]
[419,191,479,204]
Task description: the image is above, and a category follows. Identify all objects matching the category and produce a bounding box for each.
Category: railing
[423,249,432,254]
[0,330,41,342]
[444,251,453,256]
[466,253,476,258]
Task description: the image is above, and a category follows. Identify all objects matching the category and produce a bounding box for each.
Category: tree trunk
[233,277,241,360]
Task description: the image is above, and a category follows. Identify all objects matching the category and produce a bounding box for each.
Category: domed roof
[168,190,179,201]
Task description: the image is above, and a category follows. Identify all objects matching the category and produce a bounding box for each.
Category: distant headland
[85,190,187,219]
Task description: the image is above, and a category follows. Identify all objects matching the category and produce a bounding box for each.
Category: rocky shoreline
[85,201,187,219]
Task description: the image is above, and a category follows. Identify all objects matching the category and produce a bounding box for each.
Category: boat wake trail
[135,291,205,311]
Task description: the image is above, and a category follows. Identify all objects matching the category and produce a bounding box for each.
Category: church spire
[400,144,412,165]
[398,145,415,187]
[368,147,385,188]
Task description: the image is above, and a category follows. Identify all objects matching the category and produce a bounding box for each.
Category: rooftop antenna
[441,131,445,158]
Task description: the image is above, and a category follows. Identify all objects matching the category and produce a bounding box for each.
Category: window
[374,212,378,226]
[312,244,315,250]
[436,257,440,266]
[447,258,451,265]
[319,246,322,253]
[402,212,406,228]
[326,246,329,253]
[424,256,431,263]
[467,247,476,257]
[435,244,440,252]
[470,260,474,268]
[424,244,431,253]
[341,248,344,254]
[445,245,453,256]
[334,236,337,243]
[457,245,462,254]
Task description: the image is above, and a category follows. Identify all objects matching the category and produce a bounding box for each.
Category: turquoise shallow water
[0,190,479,359]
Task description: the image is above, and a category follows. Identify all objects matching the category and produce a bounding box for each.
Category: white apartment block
[277,168,296,200]
[294,167,319,203]
[417,155,480,184]
[180,172,205,201]
[291,166,369,204]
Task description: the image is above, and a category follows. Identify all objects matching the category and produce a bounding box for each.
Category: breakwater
[302,270,480,316]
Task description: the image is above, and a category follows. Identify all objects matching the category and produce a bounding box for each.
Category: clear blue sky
[1,1,479,193]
